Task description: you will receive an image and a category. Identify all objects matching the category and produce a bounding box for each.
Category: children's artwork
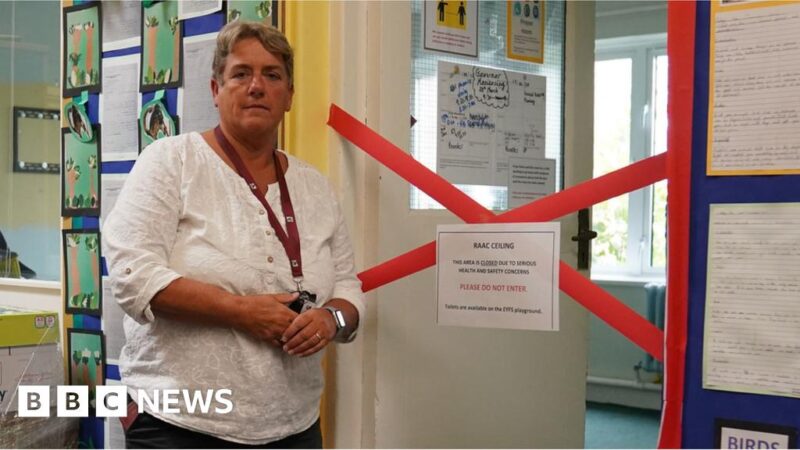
[63,3,102,97]
[63,229,103,317]
[64,100,94,143]
[67,329,106,414]
[140,1,183,92]
[62,127,101,217]
[139,94,178,151]
[226,0,279,26]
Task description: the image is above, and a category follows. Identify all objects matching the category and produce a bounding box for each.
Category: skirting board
[586,376,662,411]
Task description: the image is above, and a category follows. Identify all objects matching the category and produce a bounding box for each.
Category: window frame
[592,33,667,279]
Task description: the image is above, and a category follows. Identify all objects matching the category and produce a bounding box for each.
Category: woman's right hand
[235,292,300,347]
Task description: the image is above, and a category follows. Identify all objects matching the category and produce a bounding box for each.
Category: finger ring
[315,332,323,342]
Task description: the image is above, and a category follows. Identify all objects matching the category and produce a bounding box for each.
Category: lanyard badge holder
[213,126,316,314]
[291,286,317,314]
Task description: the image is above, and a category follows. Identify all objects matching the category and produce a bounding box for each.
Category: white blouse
[102,132,365,444]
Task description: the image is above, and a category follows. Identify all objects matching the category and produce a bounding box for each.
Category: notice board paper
[703,203,800,398]
[436,222,559,331]
[437,60,546,186]
[708,2,800,175]
[100,173,128,228]
[100,55,140,162]
[178,0,222,20]
[179,33,219,134]
[508,157,555,209]
[102,0,140,51]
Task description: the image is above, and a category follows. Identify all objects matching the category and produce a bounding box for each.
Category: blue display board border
[682,1,800,447]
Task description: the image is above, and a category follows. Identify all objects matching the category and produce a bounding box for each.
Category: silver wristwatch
[324,306,356,342]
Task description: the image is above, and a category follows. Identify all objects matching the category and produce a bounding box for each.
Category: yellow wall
[283,1,336,443]
[283,0,330,174]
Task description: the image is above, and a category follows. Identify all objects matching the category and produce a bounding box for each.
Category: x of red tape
[328,104,666,361]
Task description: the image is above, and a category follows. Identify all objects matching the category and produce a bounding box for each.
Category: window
[592,34,667,278]
[0,1,61,282]
[409,1,566,211]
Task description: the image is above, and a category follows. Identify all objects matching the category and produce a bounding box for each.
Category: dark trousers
[124,412,322,449]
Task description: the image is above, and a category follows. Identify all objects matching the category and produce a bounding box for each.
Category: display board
[60,1,283,447]
[664,1,800,448]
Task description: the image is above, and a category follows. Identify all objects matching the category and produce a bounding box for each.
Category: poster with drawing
[67,328,106,414]
[140,0,183,92]
[507,0,545,63]
[437,61,546,186]
[63,229,102,317]
[63,3,102,97]
[424,0,477,57]
[62,127,101,217]
[226,0,279,27]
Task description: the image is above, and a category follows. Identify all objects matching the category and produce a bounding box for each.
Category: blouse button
[125,268,132,275]
[267,256,274,263]
[265,230,272,236]
[259,210,265,215]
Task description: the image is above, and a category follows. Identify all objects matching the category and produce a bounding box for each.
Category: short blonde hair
[212,21,294,86]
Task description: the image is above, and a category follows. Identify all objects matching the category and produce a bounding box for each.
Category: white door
[328,2,596,448]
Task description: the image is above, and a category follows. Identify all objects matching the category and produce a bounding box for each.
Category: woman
[103,21,364,448]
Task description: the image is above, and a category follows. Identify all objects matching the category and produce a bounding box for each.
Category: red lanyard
[214,126,304,284]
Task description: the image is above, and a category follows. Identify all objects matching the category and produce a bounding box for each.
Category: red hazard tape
[658,0,696,447]
[329,104,665,361]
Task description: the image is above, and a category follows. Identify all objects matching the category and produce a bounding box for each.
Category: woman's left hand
[281,308,336,357]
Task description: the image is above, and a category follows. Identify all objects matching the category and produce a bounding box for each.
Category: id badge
[289,290,317,313]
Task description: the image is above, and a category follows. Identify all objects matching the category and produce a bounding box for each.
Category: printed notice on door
[437,60,546,186]
[703,203,800,398]
[708,2,800,175]
[424,0,478,57]
[436,222,559,331]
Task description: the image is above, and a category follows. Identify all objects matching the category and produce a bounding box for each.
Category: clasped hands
[237,292,336,357]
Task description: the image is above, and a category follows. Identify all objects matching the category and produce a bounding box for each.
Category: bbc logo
[18,385,128,418]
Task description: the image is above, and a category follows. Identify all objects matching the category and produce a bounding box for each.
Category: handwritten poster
[507,0,545,63]
[424,0,478,57]
[703,203,800,398]
[437,61,546,186]
[708,1,800,175]
[436,222,560,331]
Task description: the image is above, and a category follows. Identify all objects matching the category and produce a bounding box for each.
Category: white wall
[595,1,666,40]
[586,279,662,410]
[0,278,61,310]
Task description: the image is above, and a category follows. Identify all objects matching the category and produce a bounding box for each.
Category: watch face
[333,310,346,329]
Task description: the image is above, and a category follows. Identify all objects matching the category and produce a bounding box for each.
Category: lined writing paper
[709,2,800,174]
[703,203,800,398]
